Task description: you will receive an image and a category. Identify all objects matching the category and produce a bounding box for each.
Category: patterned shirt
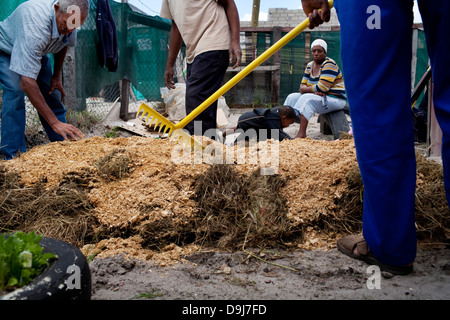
[301,58,346,100]
[0,0,77,79]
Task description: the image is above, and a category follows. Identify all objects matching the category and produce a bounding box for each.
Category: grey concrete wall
[241,7,339,30]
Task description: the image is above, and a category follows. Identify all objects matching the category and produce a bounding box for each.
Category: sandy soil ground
[84,109,450,302]
[90,246,450,301]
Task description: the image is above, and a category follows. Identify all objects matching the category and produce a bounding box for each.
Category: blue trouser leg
[0,52,27,160]
[335,0,417,266]
[185,50,229,136]
[418,0,450,206]
[0,54,67,159]
[36,55,67,142]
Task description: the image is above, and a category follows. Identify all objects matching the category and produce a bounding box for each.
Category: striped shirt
[301,58,346,100]
[0,0,77,79]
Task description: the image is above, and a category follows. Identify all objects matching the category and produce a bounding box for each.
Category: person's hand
[52,121,85,140]
[301,0,331,29]
[49,76,65,101]
[299,85,313,94]
[164,65,176,90]
[314,91,326,97]
[229,41,242,69]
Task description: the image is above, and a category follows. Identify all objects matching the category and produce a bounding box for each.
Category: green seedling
[104,126,120,138]
[131,288,164,300]
[0,231,57,291]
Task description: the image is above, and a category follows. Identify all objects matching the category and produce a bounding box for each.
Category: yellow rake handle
[175,0,334,130]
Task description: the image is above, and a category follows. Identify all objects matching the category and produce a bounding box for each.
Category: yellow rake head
[137,103,204,151]
[137,103,175,135]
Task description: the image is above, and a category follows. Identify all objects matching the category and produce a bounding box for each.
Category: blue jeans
[335,0,450,266]
[0,52,67,159]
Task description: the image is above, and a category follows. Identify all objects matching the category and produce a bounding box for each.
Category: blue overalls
[335,0,450,266]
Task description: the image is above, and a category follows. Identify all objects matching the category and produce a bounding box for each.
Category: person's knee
[298,97,317,120]
[284,92,300,105]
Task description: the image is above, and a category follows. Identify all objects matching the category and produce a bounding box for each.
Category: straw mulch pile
[0,135,448,264]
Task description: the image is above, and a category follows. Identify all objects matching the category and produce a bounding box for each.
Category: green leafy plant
[104,126,120,138]
[0,231,57,291]
[131,288,163,300]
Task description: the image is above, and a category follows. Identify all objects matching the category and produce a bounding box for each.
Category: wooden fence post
[120,79,131,121]
[271,26,281,105]
[427,79,442,157]
[63,46,77,111]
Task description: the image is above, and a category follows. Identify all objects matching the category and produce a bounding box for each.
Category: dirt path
[89,245,450,301]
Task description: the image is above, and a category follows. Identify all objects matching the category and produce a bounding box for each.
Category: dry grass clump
[94,148,131,180]
[137,164,295,250]
[332,153,450,243]
[338,132,354,140]
[194,164,295,249]
[0,163,98,247]
[137,212,196,250]
[60,167,100,190]
[332,163,364,234]
[415,153,450,241]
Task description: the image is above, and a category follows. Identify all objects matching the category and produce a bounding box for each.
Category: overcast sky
[114,0,422,23]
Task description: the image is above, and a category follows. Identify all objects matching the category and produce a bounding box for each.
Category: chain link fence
[71,1,172,123]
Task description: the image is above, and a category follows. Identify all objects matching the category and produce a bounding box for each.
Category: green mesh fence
[0,0,28,19]
[74,0,172,119]
[76,1,171,101]
[224,30,342,106]
[280,32,306,103]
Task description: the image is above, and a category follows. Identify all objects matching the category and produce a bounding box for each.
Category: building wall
[240,8,340,30]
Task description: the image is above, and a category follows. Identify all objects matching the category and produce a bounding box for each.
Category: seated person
[223,105,296,143]
[284,39,347,138]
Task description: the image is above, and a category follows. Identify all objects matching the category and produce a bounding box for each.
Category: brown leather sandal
[337,235,413,276]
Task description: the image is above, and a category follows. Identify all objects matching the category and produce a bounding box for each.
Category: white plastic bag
[160,83,186,121]
[160,83,230,126]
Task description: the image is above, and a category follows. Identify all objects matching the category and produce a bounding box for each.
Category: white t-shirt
[160,0,230,63]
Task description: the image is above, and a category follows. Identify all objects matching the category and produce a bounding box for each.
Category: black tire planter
[1,236,91,300]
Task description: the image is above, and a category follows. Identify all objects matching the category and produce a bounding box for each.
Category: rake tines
[137,103,204,151]
[171,129,205,152]
[137,103,175,135]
